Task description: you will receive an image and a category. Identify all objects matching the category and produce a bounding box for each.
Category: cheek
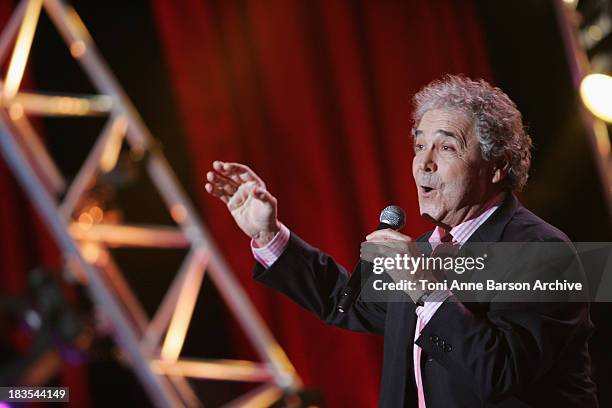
[439,161,472,192]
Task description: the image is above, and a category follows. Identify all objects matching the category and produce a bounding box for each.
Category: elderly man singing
[204,75,598,407]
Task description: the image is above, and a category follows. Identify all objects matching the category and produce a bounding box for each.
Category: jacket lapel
[466,193,520,244]
[399,194,520,387]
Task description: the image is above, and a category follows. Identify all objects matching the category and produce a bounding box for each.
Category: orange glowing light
[9,103,24,120]
[78,212,94,230]
[70,40,86,58]
[88,206,104,223]
[81,242,100,263]
[170,204,187,223]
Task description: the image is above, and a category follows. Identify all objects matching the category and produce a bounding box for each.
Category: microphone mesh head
[379,205,406,229]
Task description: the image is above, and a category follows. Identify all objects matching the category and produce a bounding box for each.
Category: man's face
[412,109,494,227]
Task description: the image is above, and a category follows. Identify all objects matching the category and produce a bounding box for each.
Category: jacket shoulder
[502,206,571,243]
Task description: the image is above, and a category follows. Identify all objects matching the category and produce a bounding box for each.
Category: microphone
[337,205,406,313]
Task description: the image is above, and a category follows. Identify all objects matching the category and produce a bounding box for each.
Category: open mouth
[420,185,436,196]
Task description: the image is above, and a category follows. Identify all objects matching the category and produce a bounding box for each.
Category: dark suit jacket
[253,194,598,407]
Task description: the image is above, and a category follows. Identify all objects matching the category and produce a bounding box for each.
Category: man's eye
[415,144,425,151]
[441,145,455,151]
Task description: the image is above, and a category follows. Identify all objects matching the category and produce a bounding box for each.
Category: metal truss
[0,1,302,406]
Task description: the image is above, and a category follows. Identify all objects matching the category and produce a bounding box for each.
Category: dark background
[0,0,610,407]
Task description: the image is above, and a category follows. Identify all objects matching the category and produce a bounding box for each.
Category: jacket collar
[466,192,519,243]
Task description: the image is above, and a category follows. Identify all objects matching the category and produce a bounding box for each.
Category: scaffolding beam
[0,1,302,406]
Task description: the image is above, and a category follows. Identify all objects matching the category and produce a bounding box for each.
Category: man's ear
[492,151,512,184]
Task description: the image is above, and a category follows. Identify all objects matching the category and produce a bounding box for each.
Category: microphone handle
[337,222,394,313]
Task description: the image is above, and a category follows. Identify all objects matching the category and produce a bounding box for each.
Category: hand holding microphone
[337,205,407,313]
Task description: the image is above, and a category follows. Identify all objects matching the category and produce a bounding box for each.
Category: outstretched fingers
[205,161,271,209]
[213,161,266,188]
[206,171,238,194]
[204,182,230,204]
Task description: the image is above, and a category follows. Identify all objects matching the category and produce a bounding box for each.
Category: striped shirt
[414,192,505,407]
[251,223,291,267]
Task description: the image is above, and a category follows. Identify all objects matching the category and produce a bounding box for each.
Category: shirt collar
[429,192,506,248]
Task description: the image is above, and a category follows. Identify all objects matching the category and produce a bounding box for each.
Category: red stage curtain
[153,0,492,406]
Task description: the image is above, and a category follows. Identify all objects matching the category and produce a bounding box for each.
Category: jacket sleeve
[253,231,387,335]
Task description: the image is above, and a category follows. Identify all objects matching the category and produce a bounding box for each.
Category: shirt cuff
[251,223,290,268]
[414,289,453,327]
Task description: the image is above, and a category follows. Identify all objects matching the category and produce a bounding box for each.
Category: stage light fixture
[580,73,612,123]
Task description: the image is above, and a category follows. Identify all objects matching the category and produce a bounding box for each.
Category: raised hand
[205,161,280,246]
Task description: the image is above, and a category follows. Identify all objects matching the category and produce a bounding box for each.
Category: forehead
[415,109,473,135]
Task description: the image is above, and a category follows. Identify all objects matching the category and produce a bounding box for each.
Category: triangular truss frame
[0,1,302,407]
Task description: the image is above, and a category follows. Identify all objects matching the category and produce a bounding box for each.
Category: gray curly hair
[412,74,532,192]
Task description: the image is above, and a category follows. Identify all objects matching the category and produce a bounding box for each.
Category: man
[204,75,598,407]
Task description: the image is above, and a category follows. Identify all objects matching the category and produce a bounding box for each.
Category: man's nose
[418,149,437,173]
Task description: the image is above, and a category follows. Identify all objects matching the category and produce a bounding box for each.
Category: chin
[419,205,442,223]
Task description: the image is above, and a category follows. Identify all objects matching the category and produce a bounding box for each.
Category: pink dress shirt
[413,192,504,407]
